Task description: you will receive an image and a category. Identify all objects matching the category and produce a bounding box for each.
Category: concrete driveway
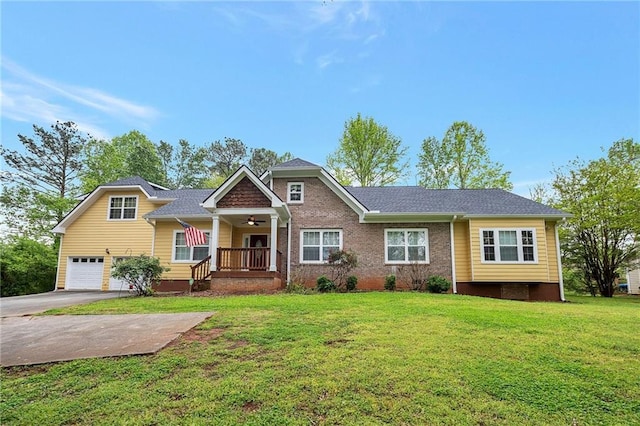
[1,291,214,367]
[1,290,126,317]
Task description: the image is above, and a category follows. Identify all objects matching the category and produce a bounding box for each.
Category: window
[108,196,138,220]
[481,229,537,263]
[173,231,210,262]
[300,230,341,263]
[385,229,429,263]
[288,182,304,204]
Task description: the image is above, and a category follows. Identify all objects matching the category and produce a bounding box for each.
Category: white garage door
[66,257,105,290]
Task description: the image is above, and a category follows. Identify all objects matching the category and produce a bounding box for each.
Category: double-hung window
[385,229,429,263]
[300,230,341,263]
[174,231,210,262]
[288,182,304,204]
[481,229,537,263]
[108,196,137,220]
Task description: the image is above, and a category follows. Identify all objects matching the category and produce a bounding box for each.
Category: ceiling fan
[243,216,265,226]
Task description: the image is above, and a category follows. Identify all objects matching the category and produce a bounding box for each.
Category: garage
[65,257,105,290]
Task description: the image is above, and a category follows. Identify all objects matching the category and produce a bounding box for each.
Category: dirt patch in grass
[175,328,225,344]
[242,401,260,413]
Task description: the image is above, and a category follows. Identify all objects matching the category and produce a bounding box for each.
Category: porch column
[269,214,278,271]
[210,215,219,271]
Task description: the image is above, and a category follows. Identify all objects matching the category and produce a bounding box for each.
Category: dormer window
[108,196,138,220]
[287,182,304,204]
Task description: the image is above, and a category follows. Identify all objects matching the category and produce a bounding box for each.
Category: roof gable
[201,165,285,209]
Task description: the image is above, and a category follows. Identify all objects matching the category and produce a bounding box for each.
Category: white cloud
[1,57,159,140]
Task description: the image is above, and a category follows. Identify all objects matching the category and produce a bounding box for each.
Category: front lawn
[2,293,639,425]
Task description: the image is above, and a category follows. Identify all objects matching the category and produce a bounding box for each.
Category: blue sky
[2,1,638,196]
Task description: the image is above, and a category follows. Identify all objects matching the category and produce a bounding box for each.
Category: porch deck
[191,247,284,293]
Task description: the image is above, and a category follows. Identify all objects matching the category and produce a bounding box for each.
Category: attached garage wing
[65,257,104,290]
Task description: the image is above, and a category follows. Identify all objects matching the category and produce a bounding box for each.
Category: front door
[248,235,268,270]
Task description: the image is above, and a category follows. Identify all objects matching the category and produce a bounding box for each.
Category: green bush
[316,275,336,293]
[384,274,396,291]
[111,255,169,296]
[0,238,57,297]
[426,275,451,293]
[346,275,358,292]
[285,282,310,294]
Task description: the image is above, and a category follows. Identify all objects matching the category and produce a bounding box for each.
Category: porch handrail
[191,255,212,282]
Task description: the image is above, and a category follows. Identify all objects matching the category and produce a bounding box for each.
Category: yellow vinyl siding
[57,190,155,290]
[453,221,472,282]
[154,220,231,280]
[469,218,550,282]
[545,221,559,282]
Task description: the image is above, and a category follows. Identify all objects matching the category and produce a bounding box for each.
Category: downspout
[287,217,292,284]
[54,234,64,291]
[144,217,156,256]
[554,223,566,302]
[450,216,457,294]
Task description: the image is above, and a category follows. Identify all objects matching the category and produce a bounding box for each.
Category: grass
[2,293,639,425]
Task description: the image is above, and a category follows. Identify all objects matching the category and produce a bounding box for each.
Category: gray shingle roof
[145,189,215,218]
[103,176,158,196]
[271,158,320,169]
[345,187,566,216]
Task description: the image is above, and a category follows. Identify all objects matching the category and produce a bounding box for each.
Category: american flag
[176,219,208,247]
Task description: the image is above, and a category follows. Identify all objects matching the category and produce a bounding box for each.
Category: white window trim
[172,229,211,263]
[299,229,342,264]
[287,182,304,204]
[479,228,539,264]
[384,228,430,264]
[107,195,138,221]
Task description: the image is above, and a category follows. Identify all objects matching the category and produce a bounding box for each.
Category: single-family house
[52,158,570,301]
[626,265,640,295]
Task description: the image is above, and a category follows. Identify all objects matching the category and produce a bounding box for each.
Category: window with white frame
[287,182,304,204]
[300,230,341,263]
[174,231,210,262]
[385,229,429,263]
[108,196,138,220]
[481,229,537,263]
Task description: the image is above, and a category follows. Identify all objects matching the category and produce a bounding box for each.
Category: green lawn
[2,293,639,425]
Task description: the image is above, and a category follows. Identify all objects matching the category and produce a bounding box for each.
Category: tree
[0,121,86,241]
[0,237,57,296]
[248,148,293,176]
[326,113,409,186]
[418,121,512,190]
[157,139,209,188]
[79,130,165,192]
[553,138,640,297]
[207,137,248,179]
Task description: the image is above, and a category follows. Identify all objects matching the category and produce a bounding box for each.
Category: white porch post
[269,214,278,271]
[210,215,220,271]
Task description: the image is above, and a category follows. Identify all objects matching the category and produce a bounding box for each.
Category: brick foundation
[210,274,283,294]
[456,282,561,301]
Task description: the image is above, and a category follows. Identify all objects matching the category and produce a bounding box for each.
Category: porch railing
[191,248,282,283]
[191,255,212,283]
[216,247,282,272]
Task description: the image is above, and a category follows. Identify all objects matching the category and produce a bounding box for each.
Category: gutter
[554,223,566,302]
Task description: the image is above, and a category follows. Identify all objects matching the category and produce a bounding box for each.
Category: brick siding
[273,177,452,290]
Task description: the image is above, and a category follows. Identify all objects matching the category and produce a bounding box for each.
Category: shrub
[111,255,169,296]
[384,274,396,291]
[346,275,358,292]
[327,249,358,290]
[285,282,310,294]
[398,262,431,291]
[316,275,336,293]
[426,275,451,293]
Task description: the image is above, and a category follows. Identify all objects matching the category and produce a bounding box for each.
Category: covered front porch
[196,166,291,293]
